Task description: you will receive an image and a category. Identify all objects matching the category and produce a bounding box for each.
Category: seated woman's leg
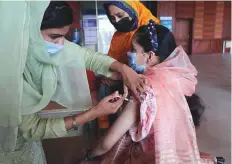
[89,100,139,158]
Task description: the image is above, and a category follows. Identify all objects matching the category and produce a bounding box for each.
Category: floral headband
[147,19,158,52]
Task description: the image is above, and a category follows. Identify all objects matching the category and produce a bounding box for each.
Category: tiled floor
[43,53,231,164]
[190,53,231,163]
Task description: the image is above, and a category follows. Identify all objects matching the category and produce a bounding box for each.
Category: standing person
[97,0,160,132]
[0,1,146,163]
[104,0,160,63]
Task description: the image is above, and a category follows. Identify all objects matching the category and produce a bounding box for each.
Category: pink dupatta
[95,46,216,164]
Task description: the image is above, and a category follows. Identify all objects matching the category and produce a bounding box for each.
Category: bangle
[68,116,78,131]
[72,116,78,130]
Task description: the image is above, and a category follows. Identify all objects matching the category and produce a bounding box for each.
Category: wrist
[117,63,127,75]
[119,64,134,80]
[64,116,74,131]
[109,61,125,74]
[76,108,97,125]
[110,72,122,80]
[90,105,100,118]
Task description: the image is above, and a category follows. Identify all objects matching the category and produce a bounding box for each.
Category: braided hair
[134,19,176,62]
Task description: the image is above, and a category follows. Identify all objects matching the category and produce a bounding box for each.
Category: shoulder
[58,40,84,64]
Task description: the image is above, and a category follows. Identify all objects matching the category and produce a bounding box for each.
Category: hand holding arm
[109,61,147,100]
[65,90,128,130]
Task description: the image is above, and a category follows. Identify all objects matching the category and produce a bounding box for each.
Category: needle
[115,95,134,102]
[122,97,134,102]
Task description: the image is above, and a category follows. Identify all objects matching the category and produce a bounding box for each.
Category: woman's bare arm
[90,100,139,157]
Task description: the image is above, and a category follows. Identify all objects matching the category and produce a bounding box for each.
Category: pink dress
[88,46,216,164]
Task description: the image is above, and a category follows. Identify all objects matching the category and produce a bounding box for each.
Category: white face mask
[44,40,64,56]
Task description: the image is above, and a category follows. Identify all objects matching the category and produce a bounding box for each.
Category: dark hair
[135,25,205,127]
[41,1,73,30]
[186,94,205,127]
[134,24,177,62]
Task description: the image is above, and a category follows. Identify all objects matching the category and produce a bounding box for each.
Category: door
[175,19,193,54]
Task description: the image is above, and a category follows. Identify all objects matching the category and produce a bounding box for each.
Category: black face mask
[112,17,136,32]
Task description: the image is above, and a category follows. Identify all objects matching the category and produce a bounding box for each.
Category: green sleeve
[19,114,67,140]
[78,46,116,77]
